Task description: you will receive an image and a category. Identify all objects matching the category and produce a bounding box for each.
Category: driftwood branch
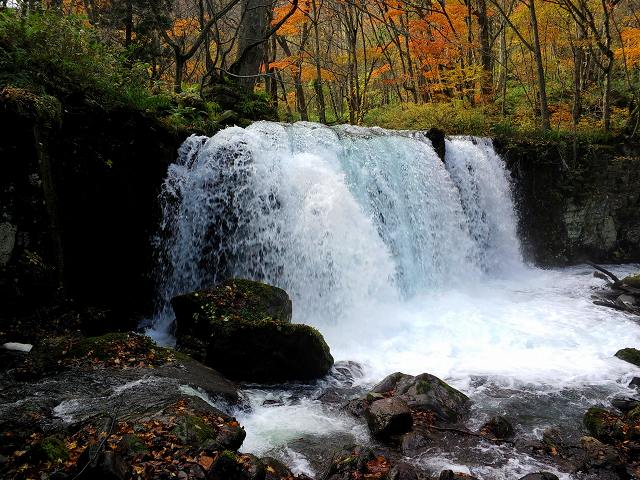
[588,262,620,283]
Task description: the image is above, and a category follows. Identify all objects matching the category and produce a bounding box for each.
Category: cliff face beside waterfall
[497,138,640,266]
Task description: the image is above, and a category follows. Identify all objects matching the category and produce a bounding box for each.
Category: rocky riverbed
[3,277,640,480]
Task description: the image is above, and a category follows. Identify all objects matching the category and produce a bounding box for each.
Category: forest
[2,0,640,137]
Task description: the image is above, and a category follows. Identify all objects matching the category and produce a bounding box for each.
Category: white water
[150,121,640,478]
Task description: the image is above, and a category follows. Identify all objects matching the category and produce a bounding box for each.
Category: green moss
[172,415,217,448]
[416,380,432,395]
[626,405,640,423]
[120,434,148,456]
[623,273,640,289]
[615,348,640,367]
[33,436,69,462]
[70,332,132,359]
[219,450,239,462]
[584,407,625,442]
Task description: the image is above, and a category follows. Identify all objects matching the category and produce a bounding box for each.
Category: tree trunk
[477,0,492,100]
[233,0,270,91]
[311,0,327,123]
[174,51,184,93]
[601,0,613,131]
[528,0,550,130]
[125,0,133,48]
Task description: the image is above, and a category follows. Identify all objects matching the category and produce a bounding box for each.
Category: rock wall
[0,89,187,321]
[497,138,640,266]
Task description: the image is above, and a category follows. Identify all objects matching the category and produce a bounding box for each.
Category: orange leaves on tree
[273,0,310,35]
[618,28,640,65]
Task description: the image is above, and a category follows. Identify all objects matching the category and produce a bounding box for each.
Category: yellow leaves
[167,17,200,40]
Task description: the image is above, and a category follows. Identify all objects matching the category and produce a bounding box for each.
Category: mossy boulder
[171,413,245,451]
[615,348,640,367]
[22,332,186,379]
[172,279,333,383]
[371,372,470,423]
[622,273,640,289]
[583,407,626,443]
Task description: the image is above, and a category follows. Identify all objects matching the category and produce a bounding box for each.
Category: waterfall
[150,121,522,337]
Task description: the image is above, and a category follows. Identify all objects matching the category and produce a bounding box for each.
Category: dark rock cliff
[0,89,187,323]
[497,138,640,266]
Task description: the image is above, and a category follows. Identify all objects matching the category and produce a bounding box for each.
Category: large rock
[365,397,413,438]
[173,279,333,382]
[583,407,626,444]
[615,348,640,367]
[623,273,640,289]
[371,372,470,423]
[518,474,559,480]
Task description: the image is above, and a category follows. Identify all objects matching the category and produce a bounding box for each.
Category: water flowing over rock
[151,122,522,338]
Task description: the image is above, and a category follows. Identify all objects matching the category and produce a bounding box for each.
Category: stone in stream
[400,431,430,455]
[615,348,640,367]
[583,407,627,443]
[622,273,640,289]
[439,470,478,479]
[580,436,621,469]
[611,396,640,413]
[479,416,514,439]
[371,372,470,423]
[364,397,413,438]
[517,473,559,480]
[172,279,334,383]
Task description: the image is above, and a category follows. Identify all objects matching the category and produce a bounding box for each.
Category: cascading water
[150,121,640,479]
[151,121,522,337]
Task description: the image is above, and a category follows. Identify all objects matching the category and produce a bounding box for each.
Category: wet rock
[209,451,259,480]
[172,413,245,450]
[425,128,446,162]
[629,377,640,389]
[365,397,412,438]
[0,222,17,266]
[262,457,296,480]
[580,436,621,469]
[612,396,640,413]
[324,445,389,480]
[616,294,638,310]
[615,348,640,367]
[518,473,559,480]
[623,273,640,289]
[173,279,333,382]
[439,470,478,479]
[76,446,128,480]
[480,416,514,439]
[371,372,469,423]
[400,431,430,455]
[542,427,564,452]
[583,407,626,443]
[387,461,419,480]
[172,278,292,327]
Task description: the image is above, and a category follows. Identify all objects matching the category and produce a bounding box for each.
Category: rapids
[148,121,640,478]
